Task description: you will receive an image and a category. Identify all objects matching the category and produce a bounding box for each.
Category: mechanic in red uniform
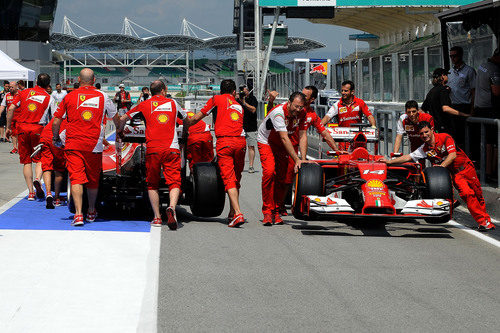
[185,111,214,168]
[52,68,120,226]
[117,80,187,229]
[393,100,434,154]
[40,117,68,209]
[0,81,20,154]
[186,79,246,228]
[382,121,495,231]
[257,92,309,225]
[6,74,54,200]
[275,86,341,216]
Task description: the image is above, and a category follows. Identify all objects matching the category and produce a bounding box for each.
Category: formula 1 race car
[68,114,226,218]
[292,124,454,224]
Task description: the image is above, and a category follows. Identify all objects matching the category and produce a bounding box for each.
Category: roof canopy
[0,49,35,81]
[50,33,325,54]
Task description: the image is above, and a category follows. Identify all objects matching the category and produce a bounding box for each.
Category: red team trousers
[258,143,290,215]
[187,135,214,166]
[216,136,246,191]
[453,162,491,224]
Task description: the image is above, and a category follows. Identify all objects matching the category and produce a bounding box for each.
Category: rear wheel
[292,163,324,219]
[423,166,453,224]
[190,162,225,217]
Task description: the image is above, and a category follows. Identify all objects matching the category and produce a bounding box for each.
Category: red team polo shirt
[12,86,52,127]
[126,95,186,152]
[396,112,435,150]
[257,102,307,147]
[410,132,470,174]
[325,96,372,127]
[1,92,20,119]
[200,94,245,137]
[54,86,117,152]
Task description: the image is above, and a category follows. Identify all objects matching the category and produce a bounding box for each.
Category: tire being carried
[423,166,453,224]
[190,162,225,217]
[292,163,324,219]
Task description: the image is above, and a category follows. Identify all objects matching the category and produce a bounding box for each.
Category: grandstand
[51,17,322,89]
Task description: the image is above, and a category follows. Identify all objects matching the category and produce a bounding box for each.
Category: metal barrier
[465,117,500,187]
[374,110,404,156]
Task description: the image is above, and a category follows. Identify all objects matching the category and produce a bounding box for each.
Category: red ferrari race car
[67,114,226,218]
[292,124,454,224]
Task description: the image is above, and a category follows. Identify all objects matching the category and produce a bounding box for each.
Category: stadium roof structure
[50,17,325,54]
[303,1,477,39]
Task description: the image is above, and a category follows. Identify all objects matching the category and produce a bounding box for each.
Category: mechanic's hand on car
[377,157,389,163]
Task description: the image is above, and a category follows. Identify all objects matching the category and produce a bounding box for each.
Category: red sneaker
[54,198,62,206]
[10,148,17,154]
[262,214,273,226]
[27,192,36,201]
[228,213,245,228]
[166,207,177,230]
[72,214,84,226]
[478,220,496,231]
[278,206,288,216]
[151,217,162,227]
[273,211,284,225]
[86,210,97,223]
[227,213,234,224]
[33,179,45,199]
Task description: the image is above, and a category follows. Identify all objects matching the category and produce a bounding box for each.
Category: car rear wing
[325,126,379,142]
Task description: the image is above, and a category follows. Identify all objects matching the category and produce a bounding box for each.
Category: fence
[465,117,500,188]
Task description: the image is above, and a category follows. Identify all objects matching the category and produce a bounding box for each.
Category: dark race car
[292,124,454,224]
[67,114,226,218]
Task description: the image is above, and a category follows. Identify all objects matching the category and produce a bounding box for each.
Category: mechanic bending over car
[53,68,120,227]
[185,79,246,228]
[380,121,495,231]
[185,110,214,168]
[393,100,435,154]
[268,86,341,216]
[117,80,187,230]
[6,73,54,201]
[257,92,313,226]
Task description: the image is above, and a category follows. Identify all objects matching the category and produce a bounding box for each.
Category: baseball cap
[432,68,450,78]
[119,83,125,88]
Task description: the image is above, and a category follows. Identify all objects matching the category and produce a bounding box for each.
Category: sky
[52,0,366,64]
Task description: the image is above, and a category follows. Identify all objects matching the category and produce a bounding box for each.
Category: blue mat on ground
[0,195,151,232]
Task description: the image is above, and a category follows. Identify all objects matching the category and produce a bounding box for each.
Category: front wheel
[292,163,324,219]
[423,166,453,224]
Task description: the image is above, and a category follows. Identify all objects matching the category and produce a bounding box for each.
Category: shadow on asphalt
[175,206,227,225]
[288,220,454,239]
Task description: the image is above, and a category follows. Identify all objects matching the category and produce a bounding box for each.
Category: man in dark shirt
[421,68,469,134]
[237,84,258,173]
[114,83,132,116]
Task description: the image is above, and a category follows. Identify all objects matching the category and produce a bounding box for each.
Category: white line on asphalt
[137,226,161,333]
[0,189,28,215]
[447,220,500,249]
[306,155,500,249]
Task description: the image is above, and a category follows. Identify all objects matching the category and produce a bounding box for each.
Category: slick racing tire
[190,162,225,217]
[423,166,453,224]
[292,163,324,220]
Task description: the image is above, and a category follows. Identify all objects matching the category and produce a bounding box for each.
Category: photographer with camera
[236,84,258,173]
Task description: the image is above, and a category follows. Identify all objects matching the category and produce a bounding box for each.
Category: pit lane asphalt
[1,140,498,331]
[158,148,500,332]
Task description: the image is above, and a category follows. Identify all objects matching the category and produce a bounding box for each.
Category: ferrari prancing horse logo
[80,95,86,102]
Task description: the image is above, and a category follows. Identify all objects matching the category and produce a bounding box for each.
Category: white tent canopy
[0,49,35,81]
